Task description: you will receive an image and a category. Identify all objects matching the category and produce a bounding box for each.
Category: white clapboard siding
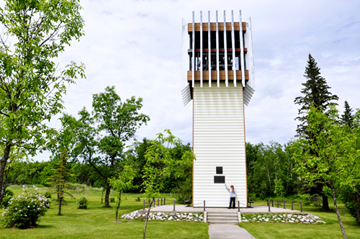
[193,82,247,207]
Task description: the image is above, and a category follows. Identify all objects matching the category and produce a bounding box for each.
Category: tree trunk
[322,195,330,211]
[115,190,121,222]
[143,198,154,239]
[356,192,360,222]
[331,185,347,239]
[0,143,11,204]
[58,197,63,215]
[101,189,104,204]
[104,185,111,207]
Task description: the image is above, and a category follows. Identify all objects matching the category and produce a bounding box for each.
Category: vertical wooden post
[161,198,163,205]
[271,199,274,207]
[157,198,159,206]
[143,200,145,210]
[173,200,175,211]
[238,201,240,212]
[164,198,166,205]
[268,200,270,212]
[283,200,286,209]
[204,200,206,211]
[291,200,293,210]
[277,199,279,208]
[300,201,303,212]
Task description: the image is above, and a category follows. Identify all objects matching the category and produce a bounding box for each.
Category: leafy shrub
[110,197,115,203]
[1,187,49,228]
[298,194,311,206]
[274,179,285,198]
[135,197,141,202]
[248,193,257,202]
[77,196,88,209]
[1,188,14,208]
[44,191,52,199]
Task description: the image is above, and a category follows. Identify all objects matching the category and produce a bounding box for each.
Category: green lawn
[239,201,360,239]
[0,185,208,239]
[1,186,360,239]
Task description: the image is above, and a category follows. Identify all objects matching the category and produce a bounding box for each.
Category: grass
[1,186,360,239]
[239,201,360,239]
[0,185,208,239]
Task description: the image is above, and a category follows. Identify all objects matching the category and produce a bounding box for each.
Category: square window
[216,166,223,174]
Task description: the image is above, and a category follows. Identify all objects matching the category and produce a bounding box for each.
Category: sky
[15,0,360,160]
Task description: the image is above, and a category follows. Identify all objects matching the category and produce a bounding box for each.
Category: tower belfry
[181,10,255,207]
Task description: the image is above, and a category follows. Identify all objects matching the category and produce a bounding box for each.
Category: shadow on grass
[34,224,55,229]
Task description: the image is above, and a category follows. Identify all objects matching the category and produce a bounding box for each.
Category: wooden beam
[187,70,249,82]
[188,22,246,32]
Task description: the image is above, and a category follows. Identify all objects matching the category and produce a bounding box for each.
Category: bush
[298,194,311,206]
[1,187,49,228]
[1,188,14,208]
[248,193,257,202]
[110,197,115,203]
[77,196,88,209]
[135,197,140,202]
[44,191,52,199]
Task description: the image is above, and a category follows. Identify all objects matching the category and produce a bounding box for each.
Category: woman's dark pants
[229,197,235,208]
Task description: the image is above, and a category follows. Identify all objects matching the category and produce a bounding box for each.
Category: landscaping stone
[240,213,326,224]
[120,210,204,222]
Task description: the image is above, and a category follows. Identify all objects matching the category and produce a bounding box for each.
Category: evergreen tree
[294,54,339,211]
[48,150,74,215]
[341,101,354,129]
[294,54,339,137]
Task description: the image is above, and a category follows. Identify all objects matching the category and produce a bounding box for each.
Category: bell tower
[181,10,255,207]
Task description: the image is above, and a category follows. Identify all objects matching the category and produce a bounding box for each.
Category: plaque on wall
[214,176,225,183]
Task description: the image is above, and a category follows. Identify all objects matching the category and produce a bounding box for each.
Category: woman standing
[225,184,237,209]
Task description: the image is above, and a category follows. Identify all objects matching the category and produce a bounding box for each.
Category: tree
[294,54,339,136]
[341,101,354,129]
[142,129,195,239]
[109,165,136,222]
[0,0,85,204]
[274,178,285,198]
[124,138,153,192]
[48,150,74,215]
[73,86,149,207]
[246,141,297,199]
[47,114,80,162]
[339,106,360,224]
[294,54,339,211]
[292,106,360,239]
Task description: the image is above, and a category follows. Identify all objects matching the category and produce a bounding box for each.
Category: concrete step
[208,219,239,224]
[208,216,238,220]
[207,212,239,224]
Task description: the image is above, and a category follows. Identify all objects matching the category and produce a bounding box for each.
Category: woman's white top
[225,185,237,198]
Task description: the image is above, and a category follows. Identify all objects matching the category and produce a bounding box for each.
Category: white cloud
[8,0,358,160]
